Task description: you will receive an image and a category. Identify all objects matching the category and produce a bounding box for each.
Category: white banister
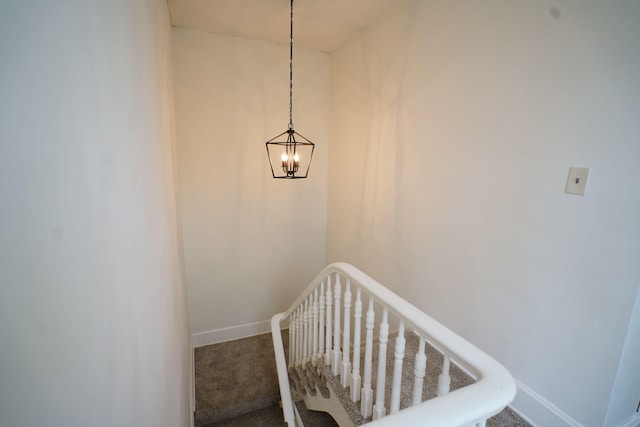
[439,354,451,396]
[412,335,427,406]
[350,287,362,402]
[341,280,352,387]
[325,276,333,366]
[332,274,342,375]
[271,313,296,427]
[360,297,375,418]
[372,307,389,420]
[271,263,517,427]
[390,320,406,414]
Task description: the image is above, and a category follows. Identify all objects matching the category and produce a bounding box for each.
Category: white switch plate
[565,167,589,195]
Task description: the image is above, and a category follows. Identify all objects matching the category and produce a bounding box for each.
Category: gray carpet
[194,332,285,426]
[195,331,531,427]
[317,332,531,426]
[201,402,339,427]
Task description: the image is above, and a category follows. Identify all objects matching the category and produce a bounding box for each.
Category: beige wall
[327,1,640,426]
[172,28,330,339]
[0,0,191,426]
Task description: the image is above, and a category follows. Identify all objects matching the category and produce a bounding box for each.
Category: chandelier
[265,0,315,179]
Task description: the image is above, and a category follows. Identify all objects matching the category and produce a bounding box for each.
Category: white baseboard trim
[192,320,274,348]
[619,414,640,427]
[511,378,584,427]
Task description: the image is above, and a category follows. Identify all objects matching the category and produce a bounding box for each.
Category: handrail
[271,262,516,427]
[271,313,296,426]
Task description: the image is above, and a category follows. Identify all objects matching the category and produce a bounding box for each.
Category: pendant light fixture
[265,0,315,179]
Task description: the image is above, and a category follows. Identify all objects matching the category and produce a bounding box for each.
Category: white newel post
[350,287,362,402]
[438,354,451,396]
[318,281,325,363]
[360,297,375,418]
[372,308,389,420]
[390,321,405,414]
[332,274,342,376]
[325,275,333,366]
[412,336,426,406]
[340,280,352,387]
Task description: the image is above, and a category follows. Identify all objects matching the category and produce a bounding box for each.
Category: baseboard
[192,320,274,348]
[619,414,640,427]
[511,378,584,427]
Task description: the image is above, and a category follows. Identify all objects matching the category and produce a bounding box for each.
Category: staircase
[194,263,531,426]
[193,334,529,426]
[194,332,340,426]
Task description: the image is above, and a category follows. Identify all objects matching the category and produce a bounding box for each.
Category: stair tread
[200,402,339,427]
[194,332,288,426]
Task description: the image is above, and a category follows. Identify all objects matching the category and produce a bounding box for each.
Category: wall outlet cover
[565,167,589,195]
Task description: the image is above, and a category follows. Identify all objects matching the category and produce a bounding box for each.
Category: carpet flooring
[194,332,285,426]
[195,331,532,427]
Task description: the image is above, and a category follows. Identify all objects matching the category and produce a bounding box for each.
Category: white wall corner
[512,378,585,427]
[192,320,277,348]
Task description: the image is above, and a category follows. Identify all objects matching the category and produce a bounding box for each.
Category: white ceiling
[168,0,398,53]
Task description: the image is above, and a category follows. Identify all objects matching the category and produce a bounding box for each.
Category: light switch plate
[565,167,589,195]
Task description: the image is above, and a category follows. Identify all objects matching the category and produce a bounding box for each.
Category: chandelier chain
[288,0,293,129]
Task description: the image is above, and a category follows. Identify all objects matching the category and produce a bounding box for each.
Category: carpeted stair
[195,331,531,427]
[194,332,338,426]
[293,333,531,427]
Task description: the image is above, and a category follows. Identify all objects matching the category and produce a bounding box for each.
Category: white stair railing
[271,262,516,427]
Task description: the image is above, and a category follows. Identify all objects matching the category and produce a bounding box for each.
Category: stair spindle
[289,311,295,368]
[325,275,333,366]
[412,336,427,406]
[332,274,342,376]
[438,354,451,396]
[308,296,314,364]
[350,287,362,402]
[318,281,325,363]
[360,297,375,418]
[312,289,319,365]
[340,280,352,387]
[372,308,389,420]
[303,298,309,364]
[390,321,405,414]
[296,307,302,366]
